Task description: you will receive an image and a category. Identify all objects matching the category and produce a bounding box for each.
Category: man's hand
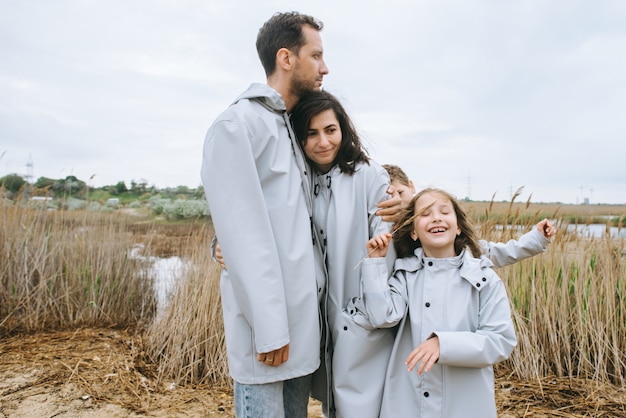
[257,344,290,367]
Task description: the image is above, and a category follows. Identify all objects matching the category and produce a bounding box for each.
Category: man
[201,12,329,418]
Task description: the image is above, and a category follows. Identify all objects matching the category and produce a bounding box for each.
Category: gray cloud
[1,0,625,203]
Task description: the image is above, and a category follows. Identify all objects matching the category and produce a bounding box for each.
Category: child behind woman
[355,188,517,417]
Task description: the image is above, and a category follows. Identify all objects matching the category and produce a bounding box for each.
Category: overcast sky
[2,0,625,204]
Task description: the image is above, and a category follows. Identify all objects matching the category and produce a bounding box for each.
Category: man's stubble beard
[290,63,322,99]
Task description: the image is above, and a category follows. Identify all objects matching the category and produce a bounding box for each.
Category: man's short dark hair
[256,12,323,77]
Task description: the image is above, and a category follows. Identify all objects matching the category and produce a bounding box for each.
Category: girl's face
[411,191,460,258]
[303,109,342,173]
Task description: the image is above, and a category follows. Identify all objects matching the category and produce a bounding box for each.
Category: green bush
[65,197,86,211]
[148,197,171,215]
[163,199,209,220]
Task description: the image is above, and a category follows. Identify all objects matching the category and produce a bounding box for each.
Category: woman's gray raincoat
[308,161,394,418]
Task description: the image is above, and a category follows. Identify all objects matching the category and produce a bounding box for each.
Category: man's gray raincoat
[201,83,325,384]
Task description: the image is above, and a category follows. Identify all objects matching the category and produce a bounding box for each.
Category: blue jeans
[234,374,312,418]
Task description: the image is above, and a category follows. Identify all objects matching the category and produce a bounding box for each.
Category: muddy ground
[1,328,625,417]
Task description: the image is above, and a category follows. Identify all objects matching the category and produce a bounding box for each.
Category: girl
[354,188,517,418]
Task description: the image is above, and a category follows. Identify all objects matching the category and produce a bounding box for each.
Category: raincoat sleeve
[348,257,407,329]
[435,270,517,368]
[366,162,396,270]
[210,234,219,264]
[480,227,550,268]
[201,118,289,354]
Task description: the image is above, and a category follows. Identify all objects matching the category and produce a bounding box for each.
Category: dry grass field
[2,200,625,416]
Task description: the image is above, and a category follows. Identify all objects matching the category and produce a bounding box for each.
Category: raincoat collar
[394,247,495,289]
[232,83,286,113]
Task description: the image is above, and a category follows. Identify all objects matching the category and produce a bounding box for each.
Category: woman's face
[303,109,342,173]
[411,191,460,258]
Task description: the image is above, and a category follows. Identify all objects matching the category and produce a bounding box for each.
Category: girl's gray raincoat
[343,225,549,416]
[356,248,517,418]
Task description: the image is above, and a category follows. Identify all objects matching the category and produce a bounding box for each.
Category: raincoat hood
[232,83,286,113]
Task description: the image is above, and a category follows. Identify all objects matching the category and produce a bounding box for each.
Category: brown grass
[144,223,230,386]
[0,206,156,335]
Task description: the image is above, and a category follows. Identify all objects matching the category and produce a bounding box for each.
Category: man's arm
[201,118,290,356]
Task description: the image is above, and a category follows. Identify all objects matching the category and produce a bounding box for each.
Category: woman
[290,90,395,418]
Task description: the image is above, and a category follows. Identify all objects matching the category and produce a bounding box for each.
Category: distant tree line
[0,173,205,202]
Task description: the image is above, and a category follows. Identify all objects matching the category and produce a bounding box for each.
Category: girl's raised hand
[366,232,392,258]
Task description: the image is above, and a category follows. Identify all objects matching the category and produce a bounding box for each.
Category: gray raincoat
[343,226,550,416]
[307,161,395,418]
[480,227,551,268]
[357,249,517,418]
[201,83,325,384]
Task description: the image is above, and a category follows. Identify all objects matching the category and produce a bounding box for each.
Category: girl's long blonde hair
[392,188,483,259]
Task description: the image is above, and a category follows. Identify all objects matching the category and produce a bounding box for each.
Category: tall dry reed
[501,234,626,385]
[145,223,230,386]
[144,195,626,388]
[465,195,626,386]
[0,205,156,335]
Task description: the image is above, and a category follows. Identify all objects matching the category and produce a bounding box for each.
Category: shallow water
[130,244,185,312]
[566,223,626,239]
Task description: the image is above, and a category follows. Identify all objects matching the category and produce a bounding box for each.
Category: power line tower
[465,172,472,201]
[24,153,34,199]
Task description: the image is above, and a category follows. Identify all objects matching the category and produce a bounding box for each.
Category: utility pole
[24,154,34,199]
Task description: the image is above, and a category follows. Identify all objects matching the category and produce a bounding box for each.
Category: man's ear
[408,180,416,194]
[276,47,293,71]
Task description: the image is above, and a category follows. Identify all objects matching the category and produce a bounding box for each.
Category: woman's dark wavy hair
[290,90,369,175]
[256,12,323,77]
[392,188,483,258]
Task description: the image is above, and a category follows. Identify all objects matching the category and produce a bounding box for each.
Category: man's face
[291,25,329,95]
